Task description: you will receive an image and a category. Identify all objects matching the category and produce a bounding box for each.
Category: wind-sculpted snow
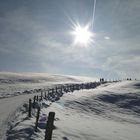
[133,83,140,89]
[61,82,140,124]
[5,81,140,140]
[98,93,140,113]
[61,93,140,124]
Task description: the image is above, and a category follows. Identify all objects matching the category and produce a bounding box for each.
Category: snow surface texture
[6,80,140,140]
[0,72,97,139]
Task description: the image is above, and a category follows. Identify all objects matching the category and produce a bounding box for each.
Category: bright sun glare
[72,24,93,46]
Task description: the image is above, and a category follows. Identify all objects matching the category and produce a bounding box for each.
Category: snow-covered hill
[0,72,98,98]
[6,80,140,140]
[0,72,97,139]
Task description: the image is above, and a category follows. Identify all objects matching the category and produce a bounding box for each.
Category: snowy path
[0,93,41,139]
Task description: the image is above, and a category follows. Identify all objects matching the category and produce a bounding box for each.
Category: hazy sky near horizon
[0,0,140,79]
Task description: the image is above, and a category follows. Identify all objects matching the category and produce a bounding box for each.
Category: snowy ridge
[0,72,98,99]
[5,80,140,140]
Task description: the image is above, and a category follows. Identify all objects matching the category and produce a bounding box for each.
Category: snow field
[0,72,98,139]
[6,81,103,140]
[6,80,140,140]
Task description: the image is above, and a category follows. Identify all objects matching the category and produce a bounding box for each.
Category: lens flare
[72,24,94,46]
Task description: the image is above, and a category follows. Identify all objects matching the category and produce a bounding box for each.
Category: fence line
[28,80,120,139]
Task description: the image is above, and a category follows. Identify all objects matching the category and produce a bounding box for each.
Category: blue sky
[0,0,140,79]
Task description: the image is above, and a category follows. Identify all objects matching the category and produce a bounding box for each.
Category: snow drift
[6,80,140,140]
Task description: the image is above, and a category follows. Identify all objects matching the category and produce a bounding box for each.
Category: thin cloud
[0,0,140,78]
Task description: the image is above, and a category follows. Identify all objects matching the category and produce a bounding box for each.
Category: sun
[72,24,93,46]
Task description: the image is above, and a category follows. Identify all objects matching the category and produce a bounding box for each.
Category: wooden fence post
[35,107,40,132]
[45,112,55,140]
[36,95,38,101]
[45,91,47,99]
[28,99,32,117]
[33,96,36,108]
